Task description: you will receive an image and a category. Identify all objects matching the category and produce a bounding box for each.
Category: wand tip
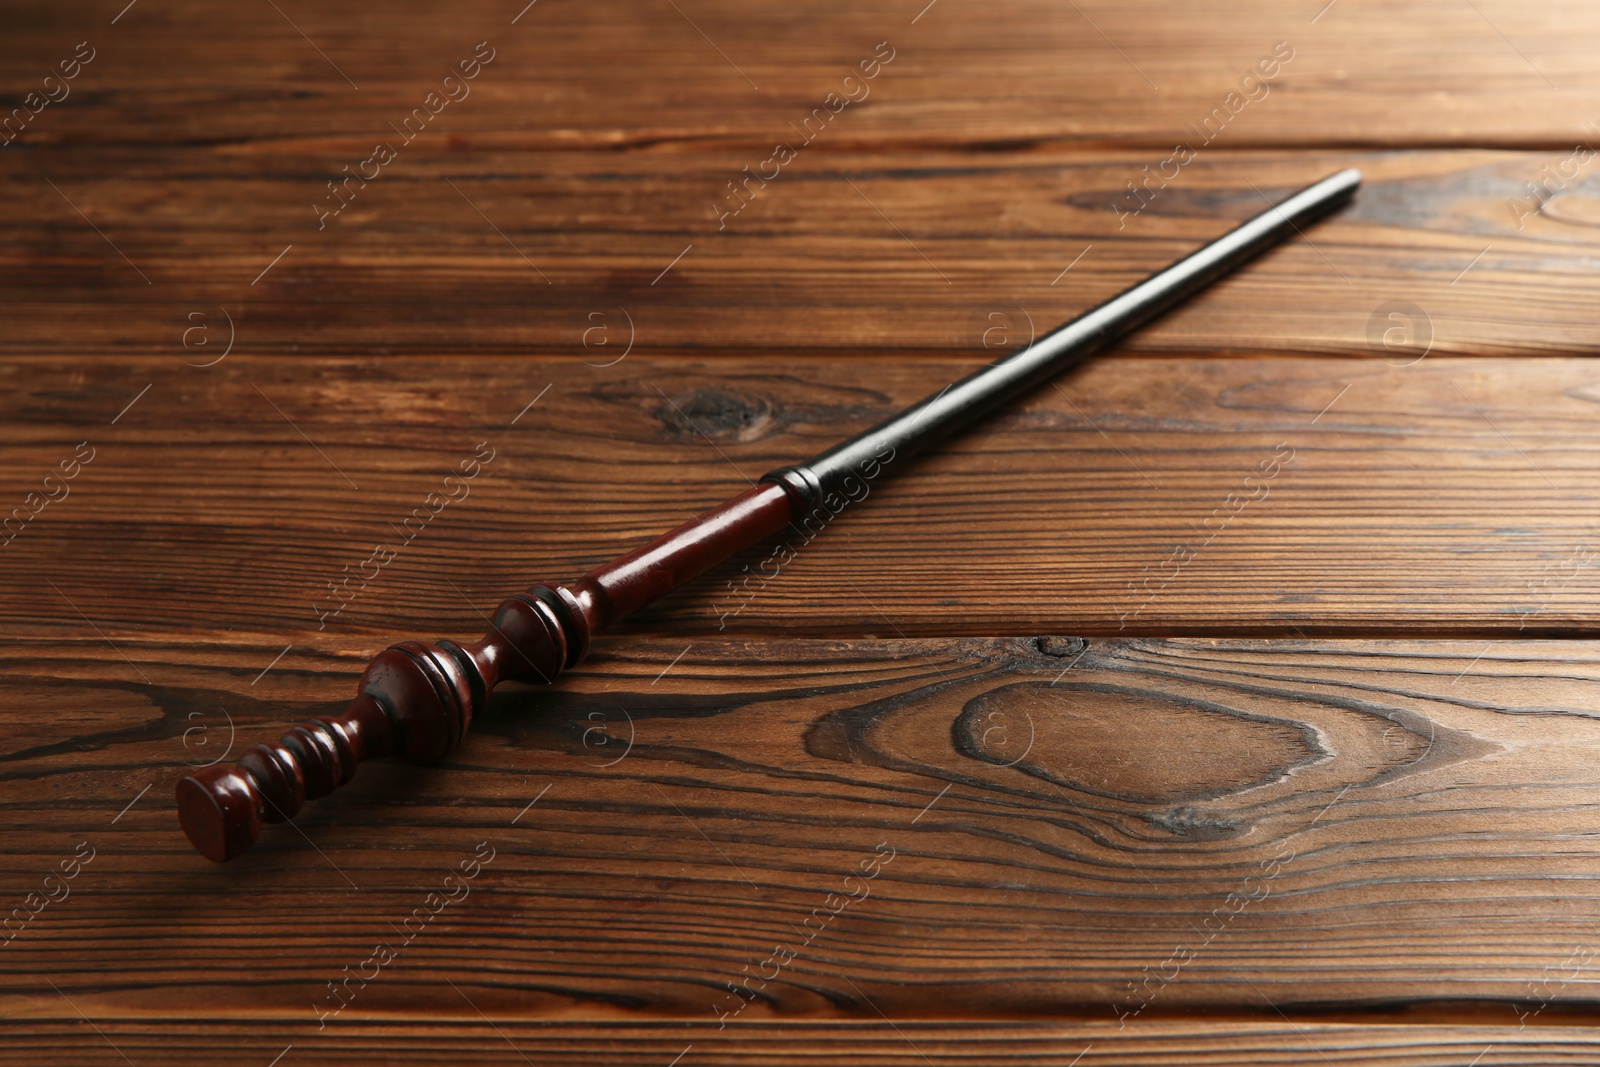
[177,765,263,863]
[1323,167,1363,197]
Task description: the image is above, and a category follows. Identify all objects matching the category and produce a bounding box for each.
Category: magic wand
[178,168,1361,861]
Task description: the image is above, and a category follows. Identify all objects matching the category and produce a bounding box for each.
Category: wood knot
[1034,636,1086,658]
[1146,805,1244,840]
[954,681,1320,806]
[656,386,772,442]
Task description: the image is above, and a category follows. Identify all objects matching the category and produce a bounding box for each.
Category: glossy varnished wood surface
[6,0,1600,1062]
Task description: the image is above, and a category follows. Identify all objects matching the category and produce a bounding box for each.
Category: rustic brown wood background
[6,1,1600,1063]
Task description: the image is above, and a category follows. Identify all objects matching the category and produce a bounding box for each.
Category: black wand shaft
[765,168,1361,507]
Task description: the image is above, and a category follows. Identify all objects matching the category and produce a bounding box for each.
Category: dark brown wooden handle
[177,482,795,861]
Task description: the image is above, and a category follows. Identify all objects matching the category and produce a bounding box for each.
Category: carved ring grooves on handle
[176,480,796,862]
[176,584,593,863]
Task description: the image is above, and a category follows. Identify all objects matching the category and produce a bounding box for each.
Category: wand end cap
[177,765,263,863]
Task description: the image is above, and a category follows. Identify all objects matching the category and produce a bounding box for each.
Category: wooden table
[6,1,1600,1062]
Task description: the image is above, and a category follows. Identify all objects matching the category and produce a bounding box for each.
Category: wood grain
[5,354,1600,638]
[6,149,1600,357]
[5,0,1600,1059]
[7,633,1600,1031]
[3,0,1599,151]
[6,1019,1600,1067]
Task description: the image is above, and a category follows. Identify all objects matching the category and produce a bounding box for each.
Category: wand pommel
[178,587,586,862]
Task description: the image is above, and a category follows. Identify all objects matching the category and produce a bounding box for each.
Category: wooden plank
[4,354,1600,638]
[7,633,1600,1027]
[4,1019,1598,1067]
[2,0,1598,151]
[3,150,1600,357]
